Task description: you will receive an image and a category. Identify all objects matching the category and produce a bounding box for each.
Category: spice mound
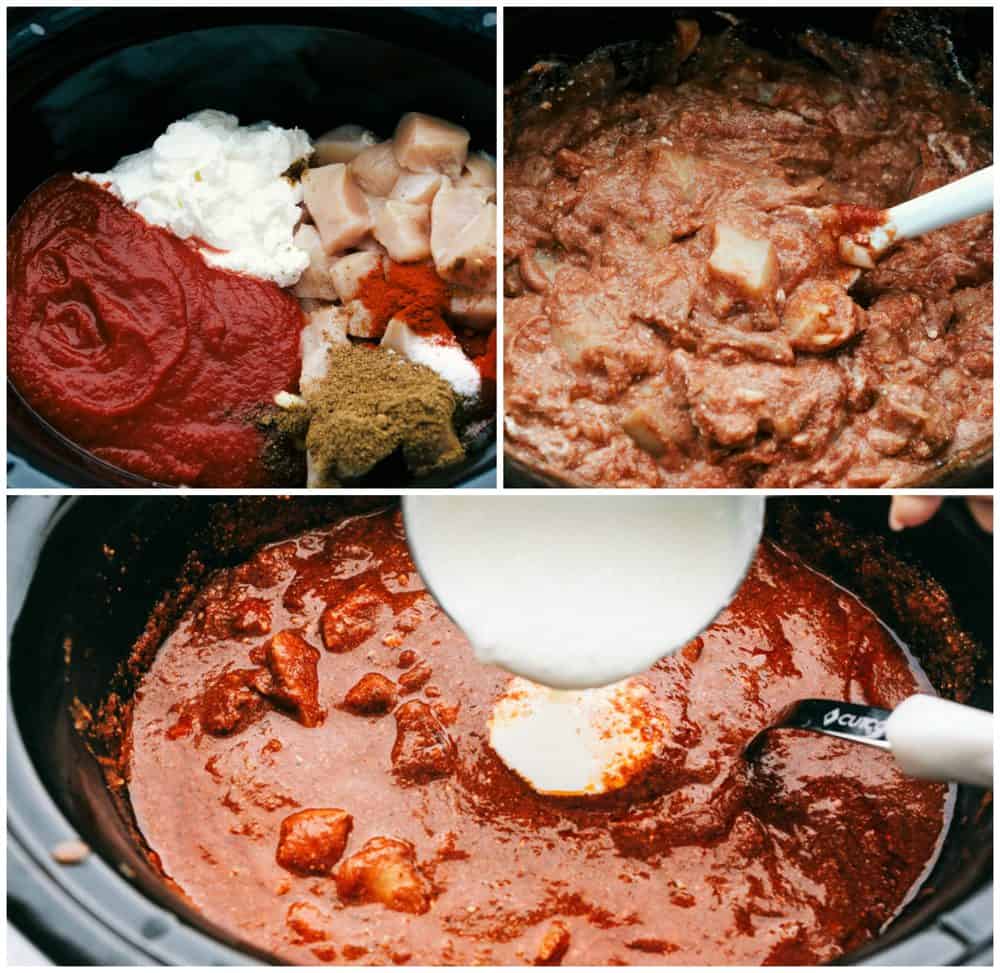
[300,344,463,485]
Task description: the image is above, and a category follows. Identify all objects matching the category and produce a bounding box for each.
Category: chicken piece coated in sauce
[260,631,325,728]
[391,699,456,784]
[276,808,353,876]
[320,586,384,653]
[335,836,430,914]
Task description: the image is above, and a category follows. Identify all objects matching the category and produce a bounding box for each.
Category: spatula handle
[886,694,993,789]
[881,164,993,246]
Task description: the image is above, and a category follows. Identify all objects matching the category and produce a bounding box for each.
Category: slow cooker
[6,495,992,964]
[502,6,993,490]
[6,7,497,489]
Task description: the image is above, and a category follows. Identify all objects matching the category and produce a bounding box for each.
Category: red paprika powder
[356,261,458,342]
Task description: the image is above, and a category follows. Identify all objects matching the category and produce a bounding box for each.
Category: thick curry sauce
[125,509,947,964]
[504,27,992,488]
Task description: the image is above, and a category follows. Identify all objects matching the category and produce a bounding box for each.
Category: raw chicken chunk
[303,164,372,254]
[459,151,496,199]
[448,287,496,331]
[373,201,431,262]
[430,181,496,288]
[329,251,383,303]
[393,112,470,179]
[300,305,349,393]
[391,171,443,205]
[291,224,338,301]
[313,124,377,165]
[381,319,481,400]
[345,301,382,339]
[349,141,402,197]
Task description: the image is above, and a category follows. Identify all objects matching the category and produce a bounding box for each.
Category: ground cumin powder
[306,344,464,483]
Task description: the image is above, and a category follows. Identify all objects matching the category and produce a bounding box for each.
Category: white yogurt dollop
[489,676,668,795]
[404,495,765,691]
[81,110,312,286]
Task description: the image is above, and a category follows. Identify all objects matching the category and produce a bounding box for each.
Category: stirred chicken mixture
[504,21,992,487]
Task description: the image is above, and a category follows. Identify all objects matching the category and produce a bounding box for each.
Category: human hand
[889,496,993,533]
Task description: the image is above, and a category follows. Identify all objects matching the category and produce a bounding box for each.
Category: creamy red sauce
[7,175,304,486]
[504,29,992,487]
[125,509,947,964]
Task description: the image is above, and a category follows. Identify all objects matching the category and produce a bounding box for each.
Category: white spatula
[839,164,993,268]
[745,694,993,789]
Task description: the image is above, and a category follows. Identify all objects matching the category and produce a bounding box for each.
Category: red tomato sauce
[7,175,304,486]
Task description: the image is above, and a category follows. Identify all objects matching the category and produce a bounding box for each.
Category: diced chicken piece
[373,201,431,262]
[782,280,864,352]
[300,305,349,394]
[708,224,779,300]
[291,224,338,300]
[198,669,270,736]
[345,300,382,339]
[535,922,571,966]
[838,234,876,269]
[390,171,444,206]
[656,148,699,202]
[343,673,398,715]
[460,151,496,196]
[329,251,383,304]
[391,700,456,784]
[349,141,402,197]
[549,292,618,366]
[447,288,496,331]
[393,112,470,179]
[381,319,482,401]
[320,586,384,653]
[335,837,429,915]
[313,124,378,166]
[621,384,695,461]
[303,164,372,254]
[277,809,353,876]
[263,630,324,728]
[430,181,497,288]
[623,406,669,458]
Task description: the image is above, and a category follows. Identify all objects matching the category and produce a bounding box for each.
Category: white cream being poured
[404,495,765,796]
